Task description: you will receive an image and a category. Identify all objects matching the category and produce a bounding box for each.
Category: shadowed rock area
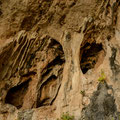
[5,79,30,109]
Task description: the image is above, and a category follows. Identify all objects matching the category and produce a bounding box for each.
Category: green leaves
[98,70,106,83]
[57,112,74,120]
[61,112,74,120]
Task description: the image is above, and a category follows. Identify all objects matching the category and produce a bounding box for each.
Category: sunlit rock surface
[0,0,120,120]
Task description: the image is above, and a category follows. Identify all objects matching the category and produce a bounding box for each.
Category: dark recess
[5,79,30,109]
[80,42,103,74]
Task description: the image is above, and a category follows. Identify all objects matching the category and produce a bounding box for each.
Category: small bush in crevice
[80,90,85,96]
[98,70,106,83]
[57,112,74,120]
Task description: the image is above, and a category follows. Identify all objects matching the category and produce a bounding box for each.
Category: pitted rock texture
[0,0,120,120]
[81,82,120,120]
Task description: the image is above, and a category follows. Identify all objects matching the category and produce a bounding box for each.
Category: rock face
[0,0,120,120]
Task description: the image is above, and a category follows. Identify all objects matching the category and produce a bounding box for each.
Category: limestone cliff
[0,0,120,120]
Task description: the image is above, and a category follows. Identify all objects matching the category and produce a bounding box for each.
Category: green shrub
[98,70,106,83]
[57,112,74,120]
[80,90,85,96]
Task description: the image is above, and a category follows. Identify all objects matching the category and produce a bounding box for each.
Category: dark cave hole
[4,37,65,110]
[5,79,30,109]
[80,42,104,74]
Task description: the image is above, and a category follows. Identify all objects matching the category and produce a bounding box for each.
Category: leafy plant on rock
[57,112,74,120]
[98,70,106,83]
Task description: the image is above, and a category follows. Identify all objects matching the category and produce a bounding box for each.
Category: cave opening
[5,80,30,109]
[80,41,105,74]
[5,38,65,109]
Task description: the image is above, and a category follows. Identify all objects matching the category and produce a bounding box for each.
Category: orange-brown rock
[0,0,120,120]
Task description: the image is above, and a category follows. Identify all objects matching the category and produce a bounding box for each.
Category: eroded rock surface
[0,0,120,120]
[81,82,120,120]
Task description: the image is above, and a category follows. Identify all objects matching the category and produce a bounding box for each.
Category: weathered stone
[0,0,120,120]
